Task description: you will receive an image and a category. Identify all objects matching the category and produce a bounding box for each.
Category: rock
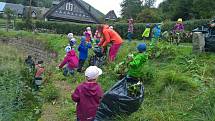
[192,32,205,53]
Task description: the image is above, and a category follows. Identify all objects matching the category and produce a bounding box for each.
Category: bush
[41,83,60,102]
[15,19,210,40]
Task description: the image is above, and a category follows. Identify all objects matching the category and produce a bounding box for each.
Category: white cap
[85,66,102,80]
[65,45,71,53]
[86,27,91,30]
[109,26,113,29]
[67,33,74,40]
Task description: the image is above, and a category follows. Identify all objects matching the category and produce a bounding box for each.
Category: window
[66,2,73,11]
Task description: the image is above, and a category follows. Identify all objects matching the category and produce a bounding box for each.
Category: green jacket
[127,53,148,78]
[142,28,151,38]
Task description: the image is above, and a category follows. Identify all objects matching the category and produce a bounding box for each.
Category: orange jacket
[99,25,123,47]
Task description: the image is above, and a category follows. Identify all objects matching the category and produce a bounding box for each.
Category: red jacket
[99,25,123,47]
[72,81,103,121]
[59,49,79,69]
[35,64,45,78]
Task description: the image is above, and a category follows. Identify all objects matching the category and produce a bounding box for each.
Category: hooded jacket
[59,49,79,69]
[78,39,92,60]
[173,23,184,33]
[99,25,123,47]
[72,81,103,121]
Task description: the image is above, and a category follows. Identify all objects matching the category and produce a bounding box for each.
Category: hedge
[15,19,210,40]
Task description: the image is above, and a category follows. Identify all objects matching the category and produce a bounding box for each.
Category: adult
[98,24,124,62]
[127,18,134,41]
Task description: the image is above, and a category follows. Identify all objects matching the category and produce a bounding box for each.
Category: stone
[192,32,205,53]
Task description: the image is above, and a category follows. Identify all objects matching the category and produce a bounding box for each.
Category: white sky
[83,0,163,17]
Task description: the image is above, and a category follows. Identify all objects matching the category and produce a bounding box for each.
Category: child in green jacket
[142,24,151,42]
[115,43,148,79]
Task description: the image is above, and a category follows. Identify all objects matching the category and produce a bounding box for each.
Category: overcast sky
[83,0,163,17]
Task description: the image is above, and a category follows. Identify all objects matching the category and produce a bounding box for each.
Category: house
[0,2,6,14]
[105,10,117,21]
[44,0,104,24]
[24,6,49,19]
[5,3,24,17]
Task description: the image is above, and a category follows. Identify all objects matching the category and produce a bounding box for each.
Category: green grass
[0,30,215,121]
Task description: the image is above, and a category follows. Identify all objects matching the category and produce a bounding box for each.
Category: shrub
[41,83,60,102]
[15,19,210,40]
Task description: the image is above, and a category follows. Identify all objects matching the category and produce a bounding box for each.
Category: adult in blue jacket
[77,36,92,72]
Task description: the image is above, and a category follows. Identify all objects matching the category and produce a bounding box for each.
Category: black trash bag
[205,36,215,52]
[94,77,144,121]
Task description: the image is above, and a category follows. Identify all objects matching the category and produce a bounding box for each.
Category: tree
[120,0,143,19]
[192,0,215,19]
[144,0,156,8]
[136,8,162,23]
[4,8,14,32]
[159,0,194,20]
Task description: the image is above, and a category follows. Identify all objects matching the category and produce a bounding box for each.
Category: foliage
[15,19,210,41]
[1,30,215,121]
[120,0,143,19]
[144,0,156,8]
[159,0,215,20]
[41,83,60,102]
[136,8,162,23]
[0,45,42,121]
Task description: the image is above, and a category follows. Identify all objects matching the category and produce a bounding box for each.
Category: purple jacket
[72,81,103,121]
[173,23,185,33]
[59,49,79,69]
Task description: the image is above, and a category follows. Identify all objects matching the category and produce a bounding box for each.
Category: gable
[105,10,117,20]
[45,0,101,23]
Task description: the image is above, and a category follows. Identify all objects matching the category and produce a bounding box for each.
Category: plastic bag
[205,36,215,52]
[94,77,144,121]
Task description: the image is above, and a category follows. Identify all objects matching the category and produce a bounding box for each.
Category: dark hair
[27,55,32,59]
[38,61,43,64]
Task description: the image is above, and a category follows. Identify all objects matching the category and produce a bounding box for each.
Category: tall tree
[144,0,156,8]
[159,0,194,20]
[4,8,14,32]
[120,0,143,19]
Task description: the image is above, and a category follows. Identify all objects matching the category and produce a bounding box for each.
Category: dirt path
[39,80,73,121]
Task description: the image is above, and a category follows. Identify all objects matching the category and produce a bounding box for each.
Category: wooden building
[44,0,104,24]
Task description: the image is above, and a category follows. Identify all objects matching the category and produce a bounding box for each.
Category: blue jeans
[63,66,74,76]
[127,32,133,41]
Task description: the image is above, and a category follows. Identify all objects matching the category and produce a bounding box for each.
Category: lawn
[0,29,215,121]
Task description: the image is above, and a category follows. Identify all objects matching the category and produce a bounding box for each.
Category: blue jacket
[153,25,161,38]
[78,41,92,60]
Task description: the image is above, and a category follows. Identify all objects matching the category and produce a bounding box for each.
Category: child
[34,60,45,90]
[152,24,161,44]
[127,18,134,42]
[58,49,79,76]
[115,43,148,79]
[142,24,151,42]
[77,37,92,72]
[25,55,35,71]
[84,27,93,43]
[67,33,76,47]
[72,66,103,121]
[94,30,101,45]
[89,45,106,67]
[173,18,185,33]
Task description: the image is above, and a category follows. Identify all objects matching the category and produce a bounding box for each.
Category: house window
[66,2,73,11]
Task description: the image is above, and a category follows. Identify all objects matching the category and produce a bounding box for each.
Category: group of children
[58,26,104,77]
